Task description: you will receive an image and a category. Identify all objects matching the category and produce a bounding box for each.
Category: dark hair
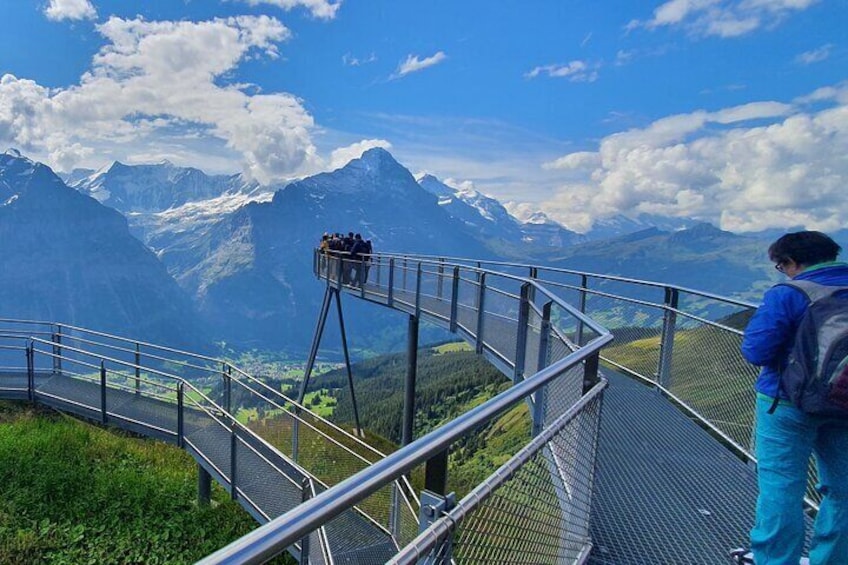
[768,231,841,267]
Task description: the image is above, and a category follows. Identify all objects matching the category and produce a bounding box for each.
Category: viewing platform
[0,251,819,564]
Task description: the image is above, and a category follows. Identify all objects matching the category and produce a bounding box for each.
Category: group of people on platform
[318,231,373,286]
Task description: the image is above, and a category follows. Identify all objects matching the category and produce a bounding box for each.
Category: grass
[0,401,292,565]
[432,341,473,354]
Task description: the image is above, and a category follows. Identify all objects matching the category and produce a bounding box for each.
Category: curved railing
[200,251,614,563]
[363,252,823,511]
[0,317,420,563]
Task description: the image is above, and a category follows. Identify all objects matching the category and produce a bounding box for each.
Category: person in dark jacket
[349,234,369,286]
[741,231,848,564]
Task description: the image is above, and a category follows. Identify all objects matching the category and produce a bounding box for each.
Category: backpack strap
[778,280,848,303]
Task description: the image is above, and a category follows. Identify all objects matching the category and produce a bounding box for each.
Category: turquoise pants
[752,395,848,564]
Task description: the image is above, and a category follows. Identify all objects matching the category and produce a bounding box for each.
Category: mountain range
[0,150,204,351]
[5,146,840,356]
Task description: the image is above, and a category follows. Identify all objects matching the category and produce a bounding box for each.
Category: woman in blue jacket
[741,231,848,565]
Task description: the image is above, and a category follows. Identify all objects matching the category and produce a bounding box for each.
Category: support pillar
[198,463,211,506]
[402,315,419,447]
[335,289,363,437]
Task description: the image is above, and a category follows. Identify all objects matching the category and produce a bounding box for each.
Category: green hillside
[0,401,291,565]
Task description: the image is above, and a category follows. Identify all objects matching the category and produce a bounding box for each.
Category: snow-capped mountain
[169,147,495,350]
[69,160,265,213]
[0,150,205,350]
[68,160,281,264]
[418,174,587,253]
[417,174,524,242]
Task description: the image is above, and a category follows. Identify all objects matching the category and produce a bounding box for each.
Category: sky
[0,0,846,233]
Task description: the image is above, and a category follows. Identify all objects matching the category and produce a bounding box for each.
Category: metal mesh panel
[455,276,480,336]
[245,404,419,539]
[667,317,758,451]
[394,390,604,565]
[482,302,518,366]
[584,292,663,382]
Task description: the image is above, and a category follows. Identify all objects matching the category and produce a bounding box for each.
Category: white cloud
[628,0,820,38]
[795,44,833,65]
[342,52,377,66]
[44,0,97,21]
[237,0,342,20]
[392,52,447,79]
[525,60,598,82]
[0,15,320,183]
[328,139,392,170]
[537,85,848,233]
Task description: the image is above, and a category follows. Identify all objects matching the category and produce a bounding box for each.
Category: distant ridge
[0,152,206,350]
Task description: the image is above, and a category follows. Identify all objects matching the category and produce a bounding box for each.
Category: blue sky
[0,0,846,233]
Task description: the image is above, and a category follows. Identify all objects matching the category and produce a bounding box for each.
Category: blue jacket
[741,262,848,398]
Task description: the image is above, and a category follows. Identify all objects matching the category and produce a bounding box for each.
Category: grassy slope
[0,401,292,565]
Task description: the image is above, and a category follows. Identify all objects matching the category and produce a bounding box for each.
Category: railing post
[513,282,532,384]
[52,325,62,375]
[583,351,601,394]
[416,490,456,565]
[134,343,141,395]
[224,364,232,414]
[300,477,312,564]
[26,342,34,402]
[533,302,552,436]
[415,262,422,318]
[474,272,487,354]
[437,258,445,299]
[658,287,679,388]
[528,267,538,305]
[576,274,589,346]
[473,263,482,308]
[100,360,107,425]
[230,418,238,500]
[424,450,449,496]
[177,382,184,448]
[360,258,367,298]
[335,254,344,290]
[387,258,395,307]
[449,266,460,333]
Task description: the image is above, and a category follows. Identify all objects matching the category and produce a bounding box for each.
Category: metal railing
[198,251,614,564]
[0,317,420,563]
[1,247,798,564]
[370,252,823,510]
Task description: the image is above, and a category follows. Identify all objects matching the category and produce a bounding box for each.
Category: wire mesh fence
[390,384,605,565]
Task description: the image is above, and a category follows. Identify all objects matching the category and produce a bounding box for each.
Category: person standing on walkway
[741,231,848,565]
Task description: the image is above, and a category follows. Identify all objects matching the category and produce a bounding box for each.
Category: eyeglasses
[775,262,786,273]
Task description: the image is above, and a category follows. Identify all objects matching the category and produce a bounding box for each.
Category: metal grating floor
[589,370,812,564]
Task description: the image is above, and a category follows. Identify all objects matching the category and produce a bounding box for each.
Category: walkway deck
[339,278,789,564]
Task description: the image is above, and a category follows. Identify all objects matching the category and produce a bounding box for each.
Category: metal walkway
[330,260,767,563]
[3,252,818,564]
[0,322,410,565]
[590,370,758,564]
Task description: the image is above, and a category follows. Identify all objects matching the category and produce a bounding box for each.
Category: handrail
[197,332,612,564]
[374,251,760,309]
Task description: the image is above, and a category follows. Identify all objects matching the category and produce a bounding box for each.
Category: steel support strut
[335,289,363,437]
[299,286,362,436]
[402,314,419,447]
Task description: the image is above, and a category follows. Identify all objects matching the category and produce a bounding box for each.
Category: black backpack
[774,280,848,416]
